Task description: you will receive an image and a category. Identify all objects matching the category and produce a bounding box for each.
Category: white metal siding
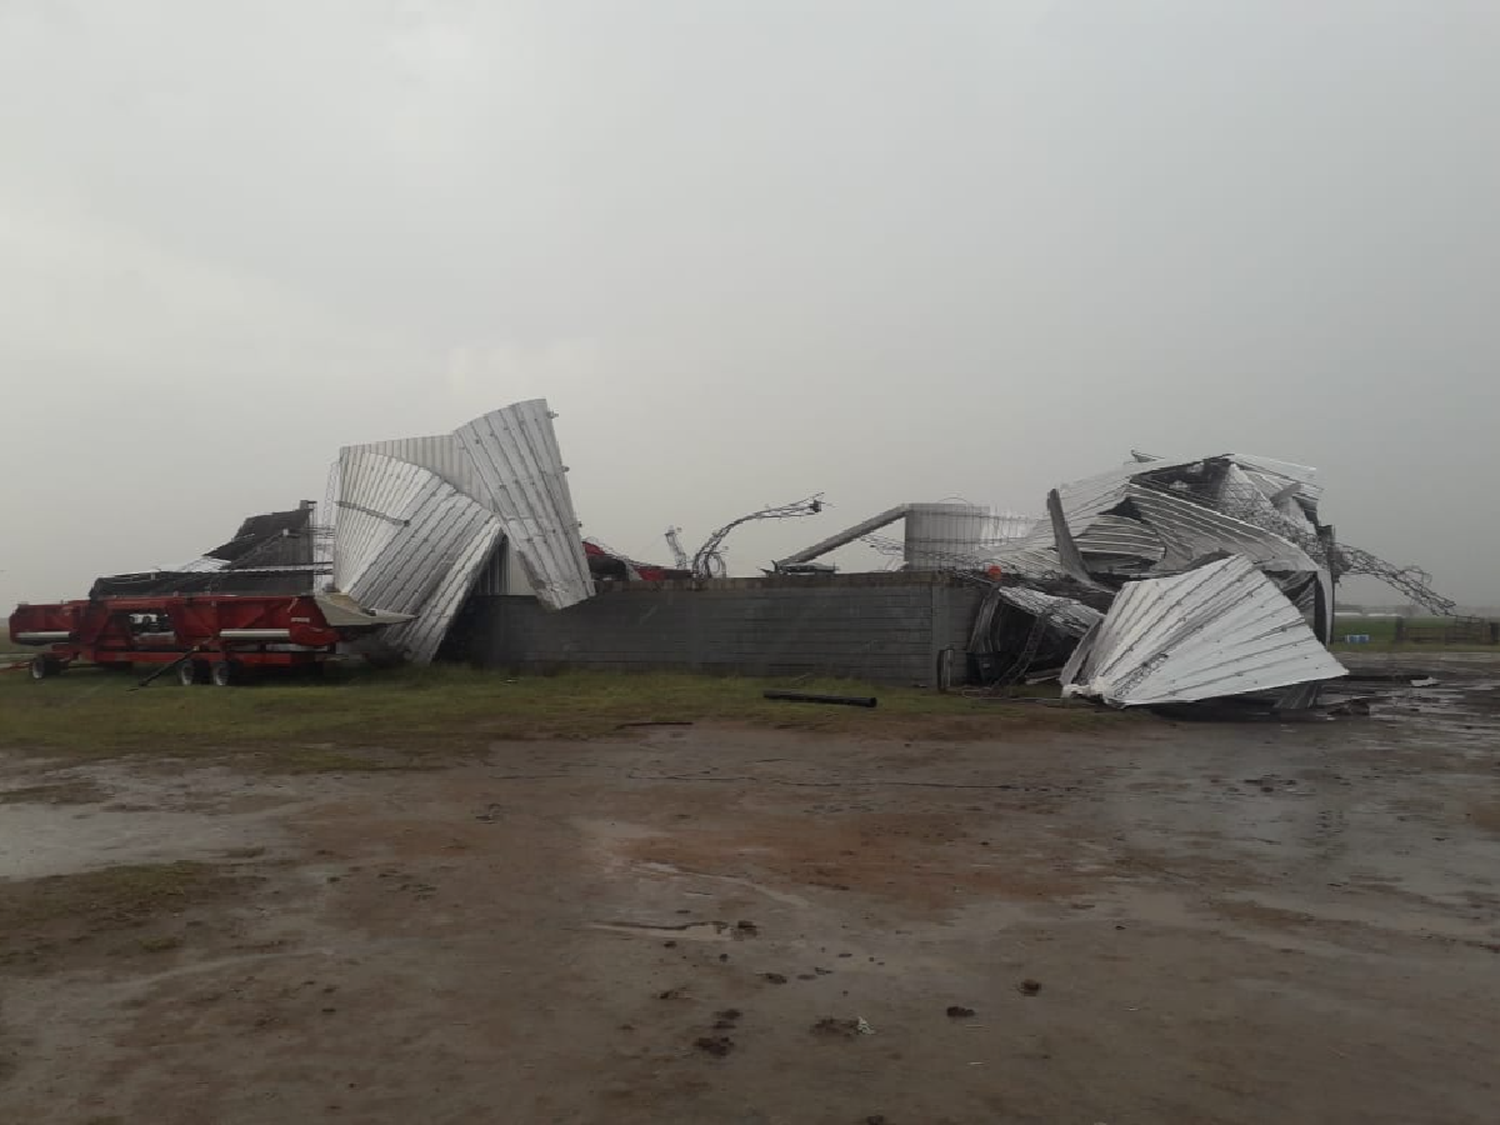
[1060,555,1347,706]
[353,433,482,497]
[330,452,503,663]
[454,399,593,609]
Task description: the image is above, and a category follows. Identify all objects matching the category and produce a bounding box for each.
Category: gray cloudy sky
[2,0,1496,611]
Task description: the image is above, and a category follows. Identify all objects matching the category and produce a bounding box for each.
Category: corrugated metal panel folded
[1124,484,1319,575]
[331,451,503,664]
[1231,453,1323,501]
[1075,514,1166,562]
[326,399,594,661]
[382,516,502,664]
[1060,555,1347,707]
[992,587,1102,637]
[356,433,481,498]
[332,452,435,593]
[455,399,593,610]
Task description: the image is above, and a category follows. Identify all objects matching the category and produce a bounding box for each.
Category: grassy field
[1330,615,1497,652]
[1333,615,1417,643]
[0,663,1116,768]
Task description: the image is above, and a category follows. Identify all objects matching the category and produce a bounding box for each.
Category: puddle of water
[0,763,300,879]
[0,802,287,879]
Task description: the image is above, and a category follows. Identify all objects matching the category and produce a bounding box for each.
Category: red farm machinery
[7,592,409,687]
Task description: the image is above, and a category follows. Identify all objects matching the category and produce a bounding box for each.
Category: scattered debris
[810,1017,874,1038]
[945,1006,976,1018]
[694,1035,734,1057]
[1017,979,1042,996]
[735,920,759,936]
[762,972,788,984]
[692,495,825,578]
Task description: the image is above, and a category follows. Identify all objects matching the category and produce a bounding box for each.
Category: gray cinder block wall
[455,573,984,685]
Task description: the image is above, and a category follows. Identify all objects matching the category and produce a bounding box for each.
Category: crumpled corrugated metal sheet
[331,452,436,593]
[1074,514,1166,562]
[1230,454,1323,502]
[988,452,1328,592]
[330,451,504,664]
[1059,554,1347,707]
[1123,484,1320,574]
[326,399,593,662]
[351,432,484,498]
[454,400,593,610]
[991,587,1103,637]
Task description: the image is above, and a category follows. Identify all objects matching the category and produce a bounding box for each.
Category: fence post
[1394,617,1405,644]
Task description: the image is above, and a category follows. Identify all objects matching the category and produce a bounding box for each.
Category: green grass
[0,663,1115,767]
[1330,614,1498,652]
[1332,615,1423,643]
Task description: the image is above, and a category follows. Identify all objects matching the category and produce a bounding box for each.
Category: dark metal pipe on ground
[763,690,878,709]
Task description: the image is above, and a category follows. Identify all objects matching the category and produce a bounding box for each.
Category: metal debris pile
[54,399,1464,703]
[321,399,593,663]
[954,451,1473,713]
[981,452,1348,712]
[776,449,1462,714]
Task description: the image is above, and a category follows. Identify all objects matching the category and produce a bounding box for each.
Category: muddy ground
[3,654,1499,1124]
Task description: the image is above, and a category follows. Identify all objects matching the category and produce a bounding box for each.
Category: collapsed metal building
[751,452,1345,705]
[62,397,1464,711]
[320,399,594,663]
[311,414,1465,709]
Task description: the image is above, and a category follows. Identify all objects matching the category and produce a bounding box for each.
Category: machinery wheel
[176,660,202,687]
[29,656,54,681]
[210,661,238,688]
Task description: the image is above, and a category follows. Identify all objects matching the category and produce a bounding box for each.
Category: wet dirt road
[3,658,1499,1124]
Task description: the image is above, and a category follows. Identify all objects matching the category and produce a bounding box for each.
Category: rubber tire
[176,660,202,687]
[210,661,237,688]
[29,657,52,681]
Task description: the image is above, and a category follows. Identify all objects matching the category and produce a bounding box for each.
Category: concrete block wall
[458,574,985,685]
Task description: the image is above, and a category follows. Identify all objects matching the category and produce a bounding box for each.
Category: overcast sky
[2,0,1496,611]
